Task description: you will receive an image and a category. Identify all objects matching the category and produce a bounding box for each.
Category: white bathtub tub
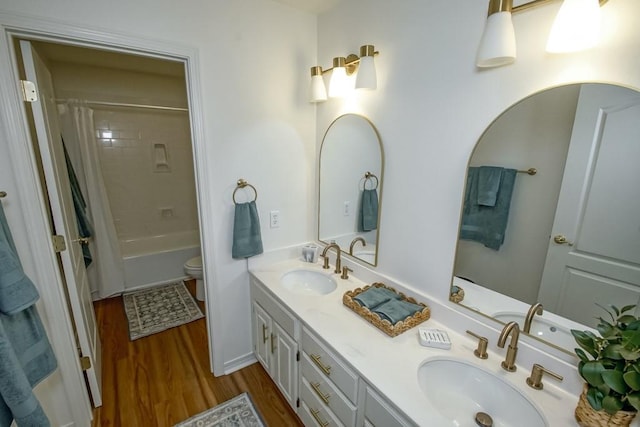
[120,230,201,290]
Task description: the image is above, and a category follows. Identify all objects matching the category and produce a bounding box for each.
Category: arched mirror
[318,114,384,266]
[451,83,640,353]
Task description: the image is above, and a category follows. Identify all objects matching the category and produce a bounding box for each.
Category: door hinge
[20,80,38,102]
[296,398,300,408]
[80,356,91,371]
[296,351,300,362]
[52,235,67,253]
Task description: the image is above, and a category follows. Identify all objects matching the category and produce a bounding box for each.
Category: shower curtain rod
[56,99,188,112]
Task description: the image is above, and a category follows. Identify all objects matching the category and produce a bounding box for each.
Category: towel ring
[363,172,379,190]
[0,191,6,198]
[233,179,258,204]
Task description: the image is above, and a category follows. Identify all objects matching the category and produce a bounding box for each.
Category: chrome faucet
[497,321,520,372]
[349,237,366,255]
[321,243,341,274]
[523,303,543,333]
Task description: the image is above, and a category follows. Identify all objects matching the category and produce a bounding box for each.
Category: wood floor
[92,280,303,426]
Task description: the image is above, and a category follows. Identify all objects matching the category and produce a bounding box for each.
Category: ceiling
[270,0,341,14]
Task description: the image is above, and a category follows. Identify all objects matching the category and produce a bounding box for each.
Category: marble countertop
[249,258,582,427]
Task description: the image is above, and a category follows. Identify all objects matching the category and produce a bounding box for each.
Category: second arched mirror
[318,114,384,266]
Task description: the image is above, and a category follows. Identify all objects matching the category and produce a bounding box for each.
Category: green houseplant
[572,305,640,426]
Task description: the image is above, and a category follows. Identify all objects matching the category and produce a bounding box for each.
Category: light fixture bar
[318,50,380,75]
[512,0,608,13]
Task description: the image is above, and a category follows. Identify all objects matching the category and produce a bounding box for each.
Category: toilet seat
[184,256,204,301]
[185,256,202,270]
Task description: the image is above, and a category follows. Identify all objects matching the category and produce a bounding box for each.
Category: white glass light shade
[310,74,327,102]
[546,0,601,53]
[328,66,349,98]
[476,12,517,68]
[355,56,377,89]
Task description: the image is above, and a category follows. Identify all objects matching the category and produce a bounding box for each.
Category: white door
[538,84,640,328]
[20,40,103,407]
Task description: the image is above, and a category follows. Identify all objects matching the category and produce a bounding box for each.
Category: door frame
[0,13,223,425]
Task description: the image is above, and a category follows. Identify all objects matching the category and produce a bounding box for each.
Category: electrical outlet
[270,210,280,228]
[343,201,350,216]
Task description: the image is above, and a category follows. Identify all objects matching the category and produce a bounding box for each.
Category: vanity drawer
[302,327,359,403]
[301,351,357,427]
[300,377,345,427]
[364,386,413,427]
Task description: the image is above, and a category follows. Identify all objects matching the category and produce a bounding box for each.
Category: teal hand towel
[359,189,378,232]
[0,205,39,315]
[232,201,264,259]
[460,167,517,250]
[353,286,401,310]
[477,166,503,207]
[372,299,424,325]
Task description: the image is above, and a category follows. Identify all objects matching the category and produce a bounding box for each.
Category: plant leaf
[628,320,640,331]
[603,344,625,360]
[572,330,598,358]
[619,315,637,325]
[597,321,615,338]
[624,370,640,390]
[602,395,624,415]
[626,392,640,412]
[575,348,590,363]
[587,387,604,411]
[619,347,640,361]
[602,369,629,395]
[621,305,637,314]
[582,361,605,386]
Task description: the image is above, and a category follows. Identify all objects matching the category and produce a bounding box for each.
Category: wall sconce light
[477,0,609,68]
[309,44,379,103]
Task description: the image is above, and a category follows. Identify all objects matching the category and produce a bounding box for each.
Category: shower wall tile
[94,109,198,241]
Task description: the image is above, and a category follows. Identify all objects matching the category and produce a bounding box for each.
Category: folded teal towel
[372,299,424,325]
[477,166,503,207]
[353,286,401,310]
[232,201,264,259]
[460,167,517,250]
[359,189,378,232]
[0,206,39,315]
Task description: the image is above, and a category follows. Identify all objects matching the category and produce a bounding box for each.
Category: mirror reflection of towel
[460,167,517,250]
[232,201,264,259]
[359,189,378,232]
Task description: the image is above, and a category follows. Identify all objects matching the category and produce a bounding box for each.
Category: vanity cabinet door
[252,302,270,371]
[363,386,414,427]
[250,296,298,410]
[272,321,298,408]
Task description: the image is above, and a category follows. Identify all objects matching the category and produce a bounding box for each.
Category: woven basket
[575,386,637,427]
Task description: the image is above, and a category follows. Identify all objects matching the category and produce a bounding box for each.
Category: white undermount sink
[280,269,337,295]
[492,311,574,350]
[417,358,547,427]
[352,249,376,264]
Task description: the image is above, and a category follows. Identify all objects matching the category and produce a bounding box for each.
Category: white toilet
[184,256,205,301]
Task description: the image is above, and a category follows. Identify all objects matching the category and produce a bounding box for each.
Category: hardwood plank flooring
[92,280,303,427]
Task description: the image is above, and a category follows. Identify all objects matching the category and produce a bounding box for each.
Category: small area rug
[123,281,204,341]
[174,393,265,427]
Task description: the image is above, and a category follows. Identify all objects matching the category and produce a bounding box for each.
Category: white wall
[455,85,578,303]
[316,0,640,303]
[0,1,317,425]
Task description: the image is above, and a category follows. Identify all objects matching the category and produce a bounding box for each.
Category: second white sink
[417,357,547,427]
[280,269,337,295]
[492,311,574,349]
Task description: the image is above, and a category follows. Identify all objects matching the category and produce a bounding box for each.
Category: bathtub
[120,230,201,290]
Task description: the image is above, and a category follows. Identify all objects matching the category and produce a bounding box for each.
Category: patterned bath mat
[174,393,265,427]
[123,281,204,341]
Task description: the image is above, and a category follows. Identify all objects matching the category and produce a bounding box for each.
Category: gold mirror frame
[317,113,384,266]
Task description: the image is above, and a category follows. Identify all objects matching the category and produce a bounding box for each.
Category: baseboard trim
[223,352,257,375]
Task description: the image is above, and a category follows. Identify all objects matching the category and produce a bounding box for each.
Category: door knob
[72,237,91,245]
[553,235,573,246]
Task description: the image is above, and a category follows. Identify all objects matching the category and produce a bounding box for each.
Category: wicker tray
[343,282,430,337]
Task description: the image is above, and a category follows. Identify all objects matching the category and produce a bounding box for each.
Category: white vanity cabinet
[363,386,413,427]
[250,278,298,409]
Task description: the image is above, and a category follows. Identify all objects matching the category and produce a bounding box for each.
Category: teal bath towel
[372,299,424,325]
[460,167,517,250]
[232,201,264,259]
[0,204,57,426]
[359,189,378,232]
[477,166,503,207]
[353,286,402,310]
